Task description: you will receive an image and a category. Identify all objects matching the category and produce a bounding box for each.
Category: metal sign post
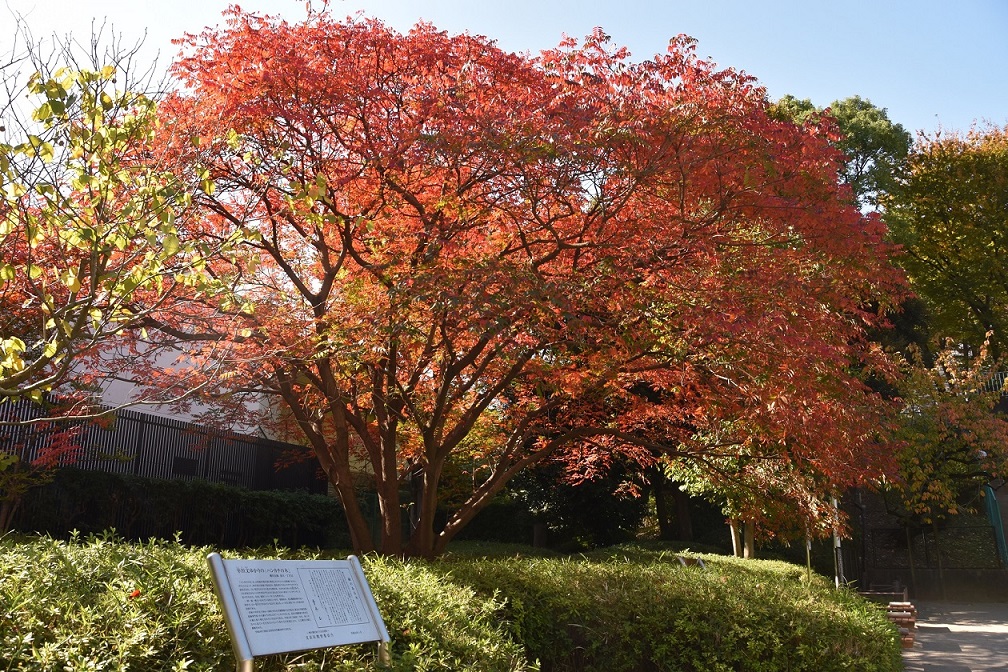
[207,553,391,671]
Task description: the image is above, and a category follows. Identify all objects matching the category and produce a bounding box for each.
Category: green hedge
[14,468,350,549]
[0,535,901,671]
[21,470,737,554]
[15,470,546,551]
[443,544,902,672]
[0,534,526,672]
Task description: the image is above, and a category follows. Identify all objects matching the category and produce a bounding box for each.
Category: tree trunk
[743,521,755,559]
[408,462,423,534]
[654,481,676,540]
[805,532,813,583]
[730,519,743,557]
[533,522,549,548]
[933,521,947,601]
[327,471,375,554]
[432,474,512,557]
[279,376,379,554]
[405,467,442,559]
[653,477,692,541]
[0,498,18,533]
[375,471,402,555]
[905,524,918,597]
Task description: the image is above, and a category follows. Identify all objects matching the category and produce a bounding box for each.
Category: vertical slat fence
[0,399,324,493]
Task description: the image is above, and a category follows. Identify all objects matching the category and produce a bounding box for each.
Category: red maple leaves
[124,10,907,556]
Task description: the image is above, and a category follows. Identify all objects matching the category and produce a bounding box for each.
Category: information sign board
[207,553,390,672]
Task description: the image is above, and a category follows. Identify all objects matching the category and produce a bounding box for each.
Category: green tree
[773,95,912,211]
[884,125,1008,357]
[0,25,241,405]
[885,338,1008,523]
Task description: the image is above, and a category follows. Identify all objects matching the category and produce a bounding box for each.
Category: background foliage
[884,125,1008,358]
[13,468,349,548]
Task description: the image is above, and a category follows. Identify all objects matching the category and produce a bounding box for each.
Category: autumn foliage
[885,125,1008,358]
[0,36,244,408]
[117,10,908,556]
[884,339,1008,524]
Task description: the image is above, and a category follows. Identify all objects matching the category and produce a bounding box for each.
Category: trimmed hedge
[453,497,537,544]
[13,468,350,549]
[0,535,902,672]
[444,544,902,672]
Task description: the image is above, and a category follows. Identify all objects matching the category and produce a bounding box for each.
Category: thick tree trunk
[280,374,380,554]
[327,470,375,554]
[405,468,442,559]
[532,522,549,548]
[311,433,376,555]
[652,477,692,541]
[375,467,403,555]
[654,481,676,540]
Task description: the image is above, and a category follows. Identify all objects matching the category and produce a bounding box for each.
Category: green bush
[0,535,901,671]
[452,497,536,545]
[0,532,234,671]
[0,534,530,671]
[508,459,649,549]
[14,468,350,549]
[441,544,902,672]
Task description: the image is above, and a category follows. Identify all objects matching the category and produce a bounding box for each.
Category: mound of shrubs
[444,543,902,671]
[0,534,901,671]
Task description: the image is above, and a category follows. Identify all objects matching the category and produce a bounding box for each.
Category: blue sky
[3,0,1006,135]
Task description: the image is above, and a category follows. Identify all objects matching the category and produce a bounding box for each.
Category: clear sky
[3,0,1006,136]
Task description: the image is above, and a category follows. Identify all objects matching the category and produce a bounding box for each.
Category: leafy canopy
[0,30,244,408]
[884,125,1008,358]
[772,95,911,211]
[130,10,905,557]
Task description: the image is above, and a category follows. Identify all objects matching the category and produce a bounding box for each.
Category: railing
[0,399,325,493]
[987,371,1008,394]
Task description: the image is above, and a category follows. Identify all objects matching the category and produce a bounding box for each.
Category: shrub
[451,496,536,545]
[13,468,350,549]
[0,535,900,671]
[0,534,531,671]
[0,532,234,671]
[441,544,902,672]
[508,459,649,549]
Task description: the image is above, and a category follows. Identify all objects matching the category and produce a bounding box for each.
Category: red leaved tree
[126,10,904,557]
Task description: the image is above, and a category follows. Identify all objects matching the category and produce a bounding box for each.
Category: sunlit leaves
[885,339,1008,524]
[885,125,1008,356]
[0,51,243,401]
[147,10,905,556]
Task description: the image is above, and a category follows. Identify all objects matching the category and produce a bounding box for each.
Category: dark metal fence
[869,525,1002,570]
[0,399,326,493]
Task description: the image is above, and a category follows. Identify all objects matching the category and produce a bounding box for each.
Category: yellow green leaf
[162,233,180,256]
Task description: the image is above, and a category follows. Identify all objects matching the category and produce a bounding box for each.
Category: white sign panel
[208,553,390,670]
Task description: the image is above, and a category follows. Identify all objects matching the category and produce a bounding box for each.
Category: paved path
[902,601,1008,671]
